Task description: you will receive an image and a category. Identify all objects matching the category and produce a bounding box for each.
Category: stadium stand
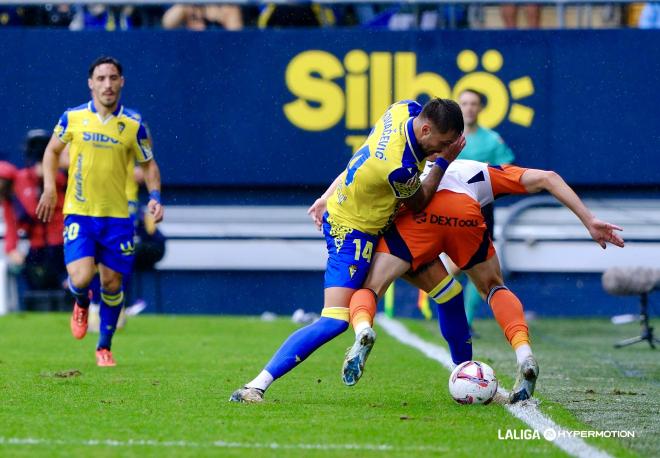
[0,1,646,30]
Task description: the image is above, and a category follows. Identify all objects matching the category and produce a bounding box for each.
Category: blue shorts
[323,212,378,289]
[63,215,135,275]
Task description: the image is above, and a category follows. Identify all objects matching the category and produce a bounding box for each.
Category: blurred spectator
[257,4,332,28]
[69,4,136,31]
[162,4,243,30]
[9,130,68,292]
[133,6,168,28]
[458,89,514,165]
[353,5,400,28]
[0,161,20,264]
[348,3,467,29]
[22,4,73,27]
[0,6,26,26]
[501,4,540,28]
[639,3,660,28]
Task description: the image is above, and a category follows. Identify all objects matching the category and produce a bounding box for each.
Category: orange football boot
[95,348,116,367]
[70,303,89,339]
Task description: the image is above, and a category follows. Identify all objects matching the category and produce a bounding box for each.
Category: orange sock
[350,289,377,330]
[488,287,530,348]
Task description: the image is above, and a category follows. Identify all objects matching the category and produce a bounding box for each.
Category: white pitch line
[377,314,613,458]
[0,437,449,453]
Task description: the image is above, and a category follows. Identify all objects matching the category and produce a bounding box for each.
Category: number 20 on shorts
[64,222,80,241]
[353,239,373,262]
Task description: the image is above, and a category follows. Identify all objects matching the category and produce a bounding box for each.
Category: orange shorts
[377,190,495,271]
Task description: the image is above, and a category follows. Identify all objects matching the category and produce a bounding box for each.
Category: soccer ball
[448,361,498,405]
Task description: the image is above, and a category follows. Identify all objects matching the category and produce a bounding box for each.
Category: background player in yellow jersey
[36,56,164,367]
[231,98,465,402]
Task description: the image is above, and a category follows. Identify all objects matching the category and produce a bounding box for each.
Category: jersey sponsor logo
[74,154,86,202]
[413,212,427,224]
[413,211,479,227]
[284,49,535,153]
[82,132,120,144]
[120,240,135,256]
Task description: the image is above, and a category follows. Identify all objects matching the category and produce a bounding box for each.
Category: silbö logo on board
[284,49,535,152]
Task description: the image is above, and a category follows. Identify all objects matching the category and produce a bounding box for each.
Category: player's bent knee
[67,268,94,289]
[99,269,123,292]
[101,278,122,292]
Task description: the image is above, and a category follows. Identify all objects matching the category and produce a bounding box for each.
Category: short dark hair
[421,98,464,134]
[88,56,123,78]
[459,88,486,105]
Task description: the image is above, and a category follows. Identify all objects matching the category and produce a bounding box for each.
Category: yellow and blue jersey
[54,101,153,218]
[327,100,426,235]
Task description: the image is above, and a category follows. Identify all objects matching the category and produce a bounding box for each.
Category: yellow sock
[511,330,530,350]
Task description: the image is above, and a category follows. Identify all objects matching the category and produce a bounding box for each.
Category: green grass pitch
[0,313,657,457]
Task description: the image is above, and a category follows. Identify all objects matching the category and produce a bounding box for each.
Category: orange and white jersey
[421,159,528,208]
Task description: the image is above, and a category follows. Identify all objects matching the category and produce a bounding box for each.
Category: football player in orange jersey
[343,159,624,402]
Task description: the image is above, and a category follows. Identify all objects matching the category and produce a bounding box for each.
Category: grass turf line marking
[0,437,449,453]
[377,314,612,458]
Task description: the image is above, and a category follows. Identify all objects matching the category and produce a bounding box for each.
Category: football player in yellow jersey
[36,56,164,367]
[231,98,465,402]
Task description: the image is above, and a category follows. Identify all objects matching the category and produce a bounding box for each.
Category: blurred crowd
[0,3,658,30]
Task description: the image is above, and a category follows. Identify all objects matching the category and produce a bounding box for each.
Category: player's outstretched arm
[307,172,344,230]
[36,135,66,223]
[140,159,164,223]
[520,169,624,249]
[403,134,465,213]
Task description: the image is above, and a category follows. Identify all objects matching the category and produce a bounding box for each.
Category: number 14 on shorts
[353,239,373,262]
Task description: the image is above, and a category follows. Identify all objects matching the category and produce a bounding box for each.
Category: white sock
[354,321,371,337]
[515,344,533,365]
[246,370,274,391]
